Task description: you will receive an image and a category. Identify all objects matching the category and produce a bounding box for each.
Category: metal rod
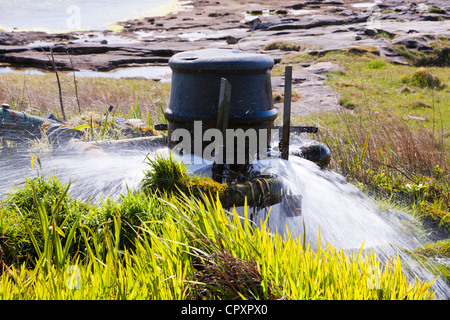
[281,65,292,160]
[212,77,232,183]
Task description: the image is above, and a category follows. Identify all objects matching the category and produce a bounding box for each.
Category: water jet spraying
[1,49,448,299]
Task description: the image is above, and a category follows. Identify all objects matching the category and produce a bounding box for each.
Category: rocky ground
[0,0,449,115]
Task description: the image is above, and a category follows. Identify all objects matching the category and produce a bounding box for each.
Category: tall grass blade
[101,111,109,139]
[360,134,370,166]
[72,124,91,131]
[386,142,401,167]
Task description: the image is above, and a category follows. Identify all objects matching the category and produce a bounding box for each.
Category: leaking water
[0,144,449,299]
[0,148,152,203]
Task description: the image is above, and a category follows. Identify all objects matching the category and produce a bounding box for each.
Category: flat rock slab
[1,0,449,71]
[272,62,344,116]
[0,0,449,116]
[0,39,202,71]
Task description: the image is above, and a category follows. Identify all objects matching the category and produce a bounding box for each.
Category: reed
[0,166,438,300]
[288,50,449,231]
[0,72,170,127]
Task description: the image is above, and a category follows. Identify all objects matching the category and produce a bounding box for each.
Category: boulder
[226,36,240,44]
[392,35,433,52]
[392,35,431,51]
[338,10,357,16]
[364,28,378,37]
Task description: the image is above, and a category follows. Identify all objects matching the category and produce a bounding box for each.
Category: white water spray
[1,146,449,299]
[252,154,450,299]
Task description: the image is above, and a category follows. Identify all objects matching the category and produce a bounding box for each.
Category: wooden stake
[67,50,81,114]
[281,65,292,160]
[41,46,66,122]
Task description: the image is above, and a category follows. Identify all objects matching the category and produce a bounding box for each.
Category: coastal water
[0,61,173,82]
[0,0,186,32]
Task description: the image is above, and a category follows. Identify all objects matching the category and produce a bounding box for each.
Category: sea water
[0,0,186,32]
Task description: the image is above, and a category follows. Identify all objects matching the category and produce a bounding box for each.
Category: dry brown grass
[317,109,446,181]
[189,249,281,300]
[307,108,450,233]
[0,72,170,126]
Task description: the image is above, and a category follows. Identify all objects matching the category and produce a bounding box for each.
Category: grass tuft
[262,41,317,52]
[401,67,446,90]
[140,153,228,200]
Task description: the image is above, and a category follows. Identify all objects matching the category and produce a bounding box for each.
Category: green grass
[366,60,386,69]
[401,67,446,90]
[0,167,438,300]
[262,41,319,52]
[140,153,228,199]
[283,50,449,150]
[324,56,449,128]
[373,30,395,40]
[393,37,450,67]
[414,239,450,258]
[428,6,446,14]
[0,48,448,300]
[410,240,450,283]
[312,51,449,153]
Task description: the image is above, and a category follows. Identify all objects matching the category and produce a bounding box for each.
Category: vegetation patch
[262,41,318,52]
[272,90,303,103]
[394,37,450,67]
[367,60,387,69]
[373,30,395,40]
[337,96,356,110]
[428,6,446,14]
[401,67,446,90]
[140,153,228,199]
[280,52,322,65]
[347,45,380,55]
[406,100,432,109]
[0,172,438,299]
[411,240,450,284]
[413,240,450,259]
[189,249,281,300]
[0,176,95,267]
[285,50,449,237]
